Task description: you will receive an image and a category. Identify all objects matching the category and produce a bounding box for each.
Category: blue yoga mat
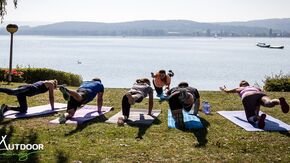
[168,109,204,129]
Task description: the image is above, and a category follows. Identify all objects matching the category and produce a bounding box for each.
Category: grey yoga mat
[50,105,113,124]
[217,110,290,131]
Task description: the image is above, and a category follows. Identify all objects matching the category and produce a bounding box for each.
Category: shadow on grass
[56,150,69,163]
[64,114,108,137]
[127,117,162,140]
[0,126,40,163]
[0,118,18,126]
[181,117,210,148]
[279,131,290,137]
[193,117,210,147]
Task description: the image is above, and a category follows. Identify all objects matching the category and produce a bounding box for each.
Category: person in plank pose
[58,78,104,124]
[0,80,57,118]
[151,70,174,98]
[220,80,289,129]
[167,82,200,129]
[117,78,154,126]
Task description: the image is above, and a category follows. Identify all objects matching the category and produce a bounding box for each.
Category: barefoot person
[58,78,104,124]
[117,78,153,125]
[167,82,200,129]
[151,70,174,98]
[0,80,57,118]
[220,80,289,129]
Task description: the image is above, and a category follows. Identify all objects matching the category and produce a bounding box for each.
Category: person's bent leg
[243,95,266,129]
[278,97,289,113]
[261,96,279,108]
[59,97,79,124]
[168,94,185,129]
[153,81,163,96]
[6,95,28,113]
[122,95,131,119]
[0,86,30,96]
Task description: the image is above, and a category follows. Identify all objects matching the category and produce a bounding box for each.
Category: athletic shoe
[117,117,125,126]
[258,114,266,129]
[0,104,8,118]
[172,109,185,130]
[59,86,70,101]
[58,113,67,124]
[279,97,289,113]
[168,70,174,77]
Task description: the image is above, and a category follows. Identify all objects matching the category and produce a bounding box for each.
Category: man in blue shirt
[58,78,104,124]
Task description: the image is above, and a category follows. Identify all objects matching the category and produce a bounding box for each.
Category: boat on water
[256,43,270,48]
[269,45,284,49]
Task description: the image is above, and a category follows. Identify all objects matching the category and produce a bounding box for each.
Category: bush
[263,72,290,92]
[0,68,82,86]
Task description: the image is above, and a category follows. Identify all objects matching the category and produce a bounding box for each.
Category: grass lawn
[0,83,289,162]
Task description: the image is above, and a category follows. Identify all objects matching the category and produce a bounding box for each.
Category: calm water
[0,36,289,90]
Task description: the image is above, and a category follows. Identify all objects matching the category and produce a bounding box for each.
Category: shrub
[263,72,290,92]
[0,68,82,86]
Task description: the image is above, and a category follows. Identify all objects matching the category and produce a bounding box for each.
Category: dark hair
[92,78,102,83]
[178,89,190,103]
[136,78,151,86]
[178,82,189,88]
[239,80,249,87]
[168,70,174,77]
[159,70,166,74]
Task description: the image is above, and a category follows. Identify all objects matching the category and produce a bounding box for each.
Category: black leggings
[153,80,163,95]
[121,93,143,118]
[0,86,41,113]
[242,93,271,119]
[122,95,131,118]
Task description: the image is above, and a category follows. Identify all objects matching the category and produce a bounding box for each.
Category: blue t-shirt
[79,81,104,102]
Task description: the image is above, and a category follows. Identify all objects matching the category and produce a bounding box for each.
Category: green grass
[0,83,289,162]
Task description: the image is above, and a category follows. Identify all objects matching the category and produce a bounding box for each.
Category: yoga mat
[168,109,204,129]
[106,109,161,125]
[217,111,290,131]
[50,105,113,124]
[3,103,67,119]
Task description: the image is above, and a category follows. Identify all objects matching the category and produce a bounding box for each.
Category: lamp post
[6,24,18,84]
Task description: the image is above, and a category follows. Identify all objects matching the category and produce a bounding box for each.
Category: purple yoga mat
[49,105,113,124]
[3,103,67,119]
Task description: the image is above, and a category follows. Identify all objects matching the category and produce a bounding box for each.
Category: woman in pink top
[220,80,289,129]
[151,70,174,98]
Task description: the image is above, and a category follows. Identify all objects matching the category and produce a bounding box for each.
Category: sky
[3,0,290,24]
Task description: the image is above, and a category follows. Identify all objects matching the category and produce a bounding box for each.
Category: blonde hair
[50,79,58,88]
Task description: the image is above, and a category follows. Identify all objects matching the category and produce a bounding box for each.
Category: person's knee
[263,101,275,108]
[66,109,76,118]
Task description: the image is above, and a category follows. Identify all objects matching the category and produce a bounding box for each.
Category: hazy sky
[3,0,290,23]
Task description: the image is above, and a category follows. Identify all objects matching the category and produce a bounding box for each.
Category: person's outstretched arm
[219,85,239,93]
[47,82,55,110]
[97,92,104,111]
[148,92,153,115]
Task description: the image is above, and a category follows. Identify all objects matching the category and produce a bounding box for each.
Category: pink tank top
[239,86,262,99]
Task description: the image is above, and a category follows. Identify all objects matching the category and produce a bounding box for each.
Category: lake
[0,36,289,90]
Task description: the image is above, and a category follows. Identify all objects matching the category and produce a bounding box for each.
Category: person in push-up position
[220,80,289,129]
[58,78,104,124]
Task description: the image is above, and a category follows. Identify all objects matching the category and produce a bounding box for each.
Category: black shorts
[67,88,89,111]
[242,93,266,119]
[168,93,183,111]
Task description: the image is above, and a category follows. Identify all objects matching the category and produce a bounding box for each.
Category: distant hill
[217,18,290,32]
[0,18,289,37]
